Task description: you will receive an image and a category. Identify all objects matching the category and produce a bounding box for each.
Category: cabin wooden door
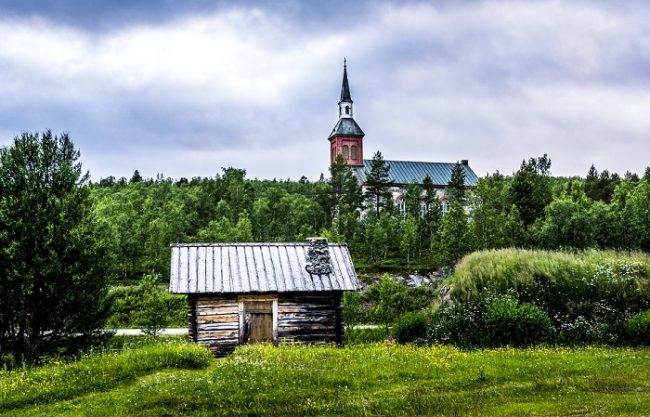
[244,300,273,342]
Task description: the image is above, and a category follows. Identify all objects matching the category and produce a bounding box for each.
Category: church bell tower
[329,59,364,166]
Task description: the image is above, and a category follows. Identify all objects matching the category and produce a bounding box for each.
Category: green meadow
[2,341,650,417]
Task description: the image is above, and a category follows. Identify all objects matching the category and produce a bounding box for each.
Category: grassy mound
[435,249,650,346]
[449,249,650,304]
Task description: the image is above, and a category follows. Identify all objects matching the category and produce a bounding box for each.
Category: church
[328,61,479,213]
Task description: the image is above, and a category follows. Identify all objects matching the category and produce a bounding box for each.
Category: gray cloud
[0,1,648,181]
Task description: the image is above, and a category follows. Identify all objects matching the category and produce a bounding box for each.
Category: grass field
[2,341,650,416]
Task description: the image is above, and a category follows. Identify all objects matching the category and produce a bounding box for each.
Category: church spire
[338,59,354,118]
[340,58,352,103]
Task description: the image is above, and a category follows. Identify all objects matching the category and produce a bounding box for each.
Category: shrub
[393,312,429,344]
[428,302,486,348]
[106,280,187,330]
[484,297,551,347]
[345,327,386,345]
[443,249,650,346]
[626,310,650,345]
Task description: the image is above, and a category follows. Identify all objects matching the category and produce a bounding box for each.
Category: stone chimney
[305,237,331,275]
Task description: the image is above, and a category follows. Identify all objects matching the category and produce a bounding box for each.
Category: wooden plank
[197,330,239,340]
[278,314,336,323]
[196,314,239,324]
[197,323,239,331]
[198,337,239,344]
[277,305,336,314]
[272,298,278,341]
[197,297,238,305]
[244,300,272,313]
[196,306,239,315]
[277,334,337,342]
[248,312,273,341]
[277,325,336,333]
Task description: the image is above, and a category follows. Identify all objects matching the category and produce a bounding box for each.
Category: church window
[351,145,358,160]
[345,106,350,115]
[343,145,349,160]
[441,200,449,216]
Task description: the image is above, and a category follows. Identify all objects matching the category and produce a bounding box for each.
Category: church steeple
[329,59,364,167]
[338,58,354,118]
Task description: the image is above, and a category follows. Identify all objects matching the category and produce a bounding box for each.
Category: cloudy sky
[0,0,648,181]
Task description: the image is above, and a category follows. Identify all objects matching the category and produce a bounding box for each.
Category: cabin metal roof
[169,243,360,294]
[352,159,479,187]
[329,118,365,138]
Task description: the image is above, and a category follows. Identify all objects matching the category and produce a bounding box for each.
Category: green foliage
[364,151,392,215]
[342,291,362,332]
[0,342,212,411]
[328,154,363,223]
[0,131,111,365]
[429,300,487,348]
[373,276,412,332]
[362,276,434,329]
[392,311,429,344]
[626,310,650,345]
[447,161,466,202]
[399,216,418,267]
[344,327,386,345]
[106,284,186,329]
[432,201,474,268]
[510,154,552,226]
[137,274,170,336]
[445,249,650,346]
[483,296,551,347]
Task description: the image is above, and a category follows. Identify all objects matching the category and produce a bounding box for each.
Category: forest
[90,152,650,281]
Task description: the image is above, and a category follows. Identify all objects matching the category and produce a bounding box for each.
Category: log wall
[277,292,343,344]
[191,295,240,356]
[189,291,345,356]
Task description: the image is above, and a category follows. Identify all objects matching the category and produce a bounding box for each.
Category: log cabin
[168,238,360,356]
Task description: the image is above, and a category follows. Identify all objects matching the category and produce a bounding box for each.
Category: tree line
[91,151,650,279]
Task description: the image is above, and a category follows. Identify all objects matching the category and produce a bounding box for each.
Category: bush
[345,327,386,345]
[428,302,485,348]
[484,297,551,347]
[392,312,429,344]
[626,310,650,345]
[106,281,187,330]
[443,249,650,346]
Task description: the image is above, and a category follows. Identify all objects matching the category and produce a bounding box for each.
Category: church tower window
[343,145,349,160]
[351,145,358,160]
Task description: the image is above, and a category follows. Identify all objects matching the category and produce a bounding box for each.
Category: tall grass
[5,344,650,416]
[448,249,650,304]
[0,342,212,411]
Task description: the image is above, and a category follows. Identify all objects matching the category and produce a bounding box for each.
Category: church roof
[329,118,365,138]
[352,159,479,187]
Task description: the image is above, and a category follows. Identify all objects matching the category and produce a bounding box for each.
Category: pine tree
[328,154,363,219]
[447,161,466,202]
[0,131,110,365]
[510,154,552,226]
[130,169,143,183]
[364,151,392,216]
[432,201,473,268]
